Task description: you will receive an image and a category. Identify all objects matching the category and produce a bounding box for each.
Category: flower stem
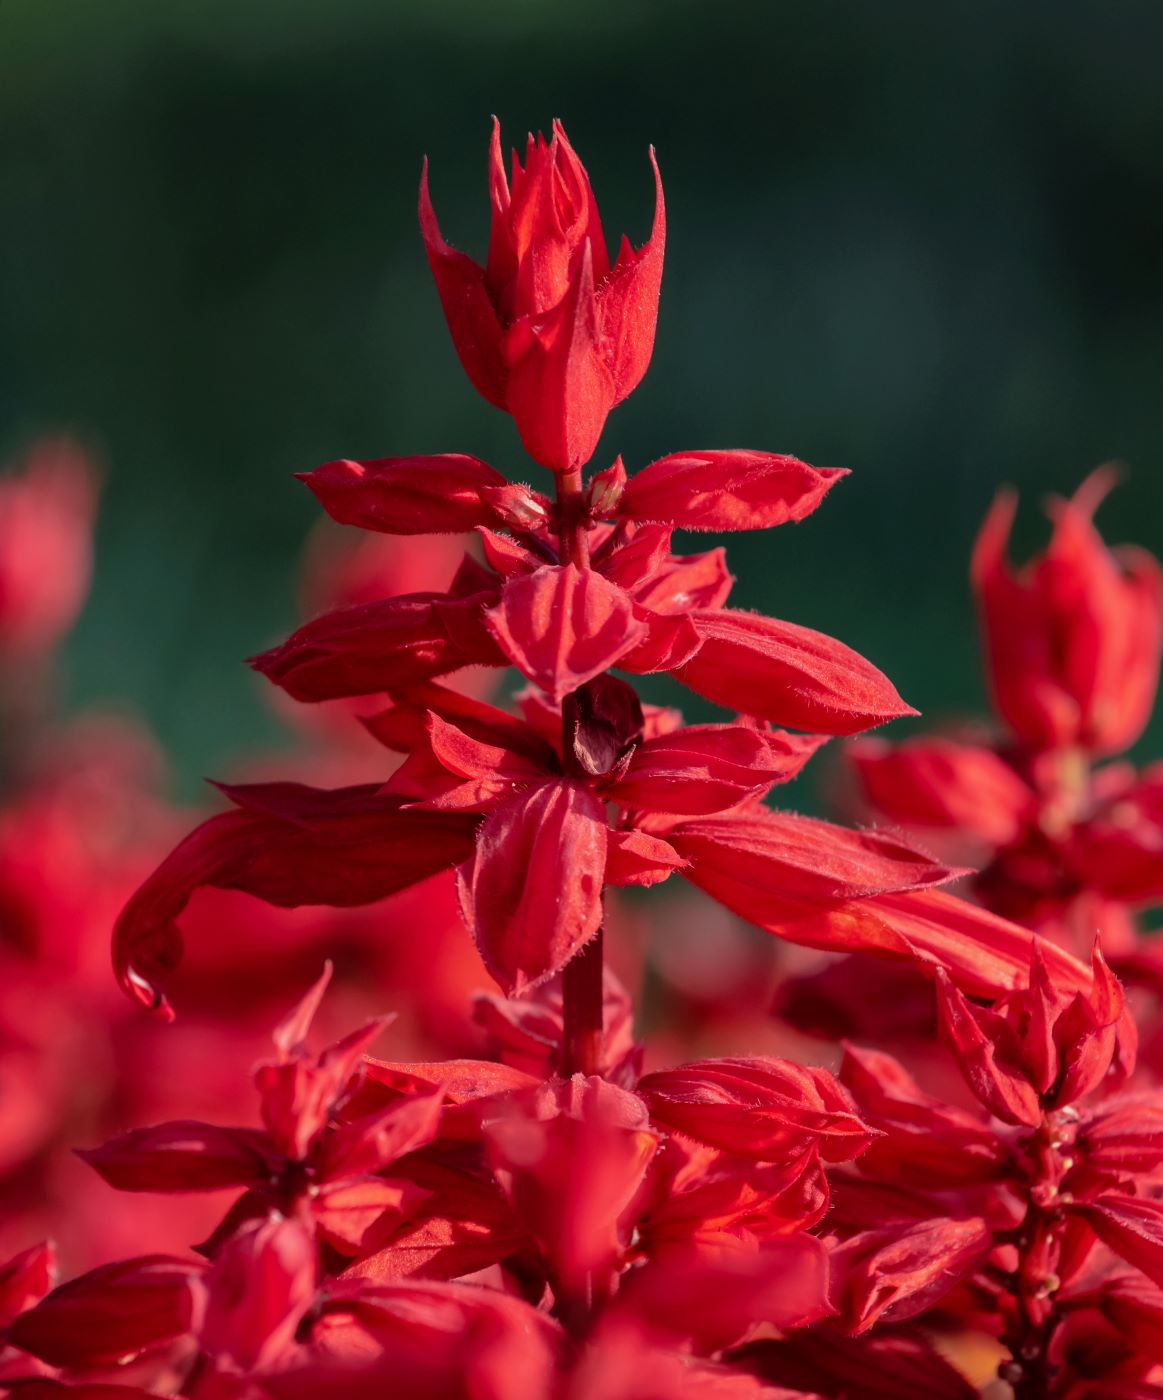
[555,466,603,1078]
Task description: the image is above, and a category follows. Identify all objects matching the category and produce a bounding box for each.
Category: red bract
[420,119,664,472]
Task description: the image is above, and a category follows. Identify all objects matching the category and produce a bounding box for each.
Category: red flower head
[420,119,665,473]
[972,468,1163,755]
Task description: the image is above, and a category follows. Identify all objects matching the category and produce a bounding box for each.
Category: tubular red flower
[617,451,848,532]
[666,809,964,928]
[638,1057,875,1164]
[674,609,916,735]
[250,589,507,702]
[297,454,536,535]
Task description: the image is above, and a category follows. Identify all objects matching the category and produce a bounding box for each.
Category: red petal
[298,455,509,535]
[312,1177,431,1256]
[595,145,665,405]
[613,1236,833,1351]
[933,970,1041,1126]
[668,809,962,926]
[630,546,735,615]
[830,1217,993,1333]
[77,1121,277,1193]
[1081,1195,1163,1290]
[485,564,646,701]
[419,158,508,409]
[639,1057,875,1163]
[675,609,916,734]
[201,1217,316,1372]
[113,786,476,1017]
[458,780,607,994]
[619,451,847,532]
[605,829,688,887]
[251,591,506,702]
[606,725,825,816]
[316,1090,444,1181]
[0,1243,56,1328]
[9,1256,206,1367]
[762,889,1098,1001]
[483,1076,659,1296]
[504,240,616,472]
[618,605,702,674]
[851,736,1032,848]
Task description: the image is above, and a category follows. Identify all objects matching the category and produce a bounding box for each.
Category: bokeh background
[4,0,1163,794]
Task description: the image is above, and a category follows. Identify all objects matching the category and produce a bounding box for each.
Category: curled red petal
[830,1217,993,1334]
[933,970,1042,1126]
[606,725,825,816]
[779,889,1097,1000]
[1080,1195,1163,1291]
[8,1256,206,1368]
[605,829,688,887]
[201,1216,316,1373]
[113,786,476,1017]
[504,240,615,472]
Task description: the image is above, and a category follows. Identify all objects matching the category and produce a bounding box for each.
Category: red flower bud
[420,120,664,472]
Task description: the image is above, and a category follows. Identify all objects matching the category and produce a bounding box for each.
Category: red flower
[420,120,664,473]
[972,469,1163,756]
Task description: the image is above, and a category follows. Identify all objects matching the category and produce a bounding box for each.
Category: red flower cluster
[10,120,1163,1399]
[853,472,1163,958]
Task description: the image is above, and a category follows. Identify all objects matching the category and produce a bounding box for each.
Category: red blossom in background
[849,472,1163,975]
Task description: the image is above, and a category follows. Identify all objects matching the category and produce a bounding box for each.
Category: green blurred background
[4,0,1163,796]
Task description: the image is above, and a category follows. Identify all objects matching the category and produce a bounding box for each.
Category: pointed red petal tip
[1059,461,1123,522]
[273,961,334,1059]
[970,487,1018,588]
